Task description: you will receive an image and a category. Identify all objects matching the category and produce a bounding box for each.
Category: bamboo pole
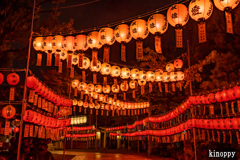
[17,0,36,159]
[187,40,197,160]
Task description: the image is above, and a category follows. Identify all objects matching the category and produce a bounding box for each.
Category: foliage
[0,0,74,67]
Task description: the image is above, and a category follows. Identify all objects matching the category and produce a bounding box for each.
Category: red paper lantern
[42,87,49,98]
[234,86,240,99]
[195,96,202,104]
[2,105,16,119]
[224,118,233,129]
[221,90,229,102]
[13,127,19,133]
[39,85,45,96]
[232,118,239,129]
[0,73,4,85]
[27,76,39,89]
[23,110,35,122]
[226,88,235,101]
[207,93,216,103]
[7,73,20,86]
[215,92,223,102]
[204,119,210,129]
[213,119,220,129]
[34,82,42,93]
[200,119,205,128]
[219,119,226,130]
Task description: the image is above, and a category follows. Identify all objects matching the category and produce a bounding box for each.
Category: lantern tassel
[141,85,145,95]
[101,110,103,115]
[92,50,98,67]
[172,83,175,92]
[78,53,83,68]
[154,35,162,53]
[149,82,152,93]
[82,70,86,82]
[175,29,183,48]
[103,77,107,86]
[36,53,42,66]
[93,73,97,84]
[124,92,126,100]
[198,21,207,43]
[225,11,233,34]
[158,82,162,92]
[121,43,126,62]
[231,101,235,115]
[132,90,135,98]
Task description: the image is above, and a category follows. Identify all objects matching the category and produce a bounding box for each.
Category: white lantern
[148,14,168,53]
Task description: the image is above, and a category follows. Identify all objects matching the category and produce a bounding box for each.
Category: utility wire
[57,0,100,9]
[33,0,190,37]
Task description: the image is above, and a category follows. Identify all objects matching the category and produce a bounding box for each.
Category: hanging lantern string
[0,68,26,72]
[0,101,22,105]
[32,0,190,37]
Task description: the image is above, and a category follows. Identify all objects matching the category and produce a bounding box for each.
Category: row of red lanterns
[66,133,96,138]
[23,110,71,128]
[106,126,125,131]
[27,76,72,107]
[0,72,20,85]
[110,118,240,137]
[68,126,95,131]
[104,85,240,130]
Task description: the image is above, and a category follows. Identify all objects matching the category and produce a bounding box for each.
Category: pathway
[51,150,175,160]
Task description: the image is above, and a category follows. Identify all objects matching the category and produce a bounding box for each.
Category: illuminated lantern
[72,54,79,65]
[114,24,132,62]
[33,37,44,51]
[219,119,226,129]
[75,35,89,68]
[72,79,80,97]
[148,14,168,53]
[0,73,3,85]
[64,36,75,53]
[108,97,113,104]
[73,99,78,106]
[95,103,100,115]
[111,65,121,86]
[146,71,155,82]
[27,76,39,89]
[87,31,102,67]
[101,63,111,86]
[130,19,149,59]
[189,0,213,43]
[214,0,239,34]
[2,105,16,119]
[52,35,64,66]
[138,79,146,95]
[155,69,163,92]
[234,86,240,99]
[23,110,35,122]
[83,102,89,114]
[170,72,178,92]
[232,118,239,129]
[130,68,139,80]
[99,27,115,63]
[129,80,137,89]
[167,4,189,48]
[120,83,129,91]
[92,92,98,100]
[95,85,102,93]
[207,93,216,103]
[221,90,229,102]
[60,50,68,60]
[7,73,19,86]
[174,59,183,69]
[215,92,223,102]
[78,100,83,107]
[227,88,235,101]
[90,60,101,84]
[112,85,119,93]
[13,127,19,133]
[78,82,87,92]
[87,84,95,93]
[166,63,175,72]
[139,70,147,81]
[103,85,110,94]
[43,36,55,66]
[162,72,171,93]
[89,103,95,114]
[79,56,90,82]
